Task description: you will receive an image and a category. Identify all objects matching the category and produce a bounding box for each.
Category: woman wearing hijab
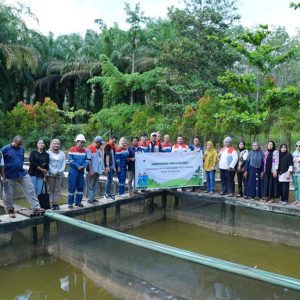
[218,136,238,197]
[236,141,248,197]
[278,144,293,205]
[244,142,264,200]
[263,141,279,202]
[203,141,218,194]
[291,141,300,207]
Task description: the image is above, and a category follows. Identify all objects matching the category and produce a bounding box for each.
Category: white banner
[135,152,203,190]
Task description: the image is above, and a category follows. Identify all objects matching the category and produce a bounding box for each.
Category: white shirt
[218,147,238,170]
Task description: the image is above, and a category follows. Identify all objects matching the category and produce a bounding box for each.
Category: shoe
[244,196,248,199]
[227,194,234,197]
[87,200,94,204]
[280,201,288,205]
[92,199,98,202]
[220,192,226,195]
[75,203,84,208]
[237,194,242,197]
[209,192,214,195]
[204,191,210,193]
[68,205,73,209]
[52,204,59,210]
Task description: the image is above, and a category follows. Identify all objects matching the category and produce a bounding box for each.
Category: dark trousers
[237,171,245,196]
[220,169,236,194]
[279,182,289,202]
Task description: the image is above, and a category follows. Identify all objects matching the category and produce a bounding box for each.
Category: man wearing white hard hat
[67,134,88,208]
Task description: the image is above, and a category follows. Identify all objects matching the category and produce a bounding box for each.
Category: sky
[4,0,300,37]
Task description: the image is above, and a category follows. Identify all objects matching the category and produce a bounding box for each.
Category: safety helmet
[74,134,86,142]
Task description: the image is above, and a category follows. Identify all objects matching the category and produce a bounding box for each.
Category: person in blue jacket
[68,134,88,208]
[115,137,129,197]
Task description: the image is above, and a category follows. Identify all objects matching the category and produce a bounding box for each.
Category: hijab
[205,141,215,153]
[247,142,264,168]
[278,143,292,174]
[238,141,245,152]
[266,140,276,174]
[293,141,300,157]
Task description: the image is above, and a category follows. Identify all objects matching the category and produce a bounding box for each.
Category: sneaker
[227,194,234,197]
[75,203,84,208]
[87,200,94,204]
[117,194,127,198]
[8,208,15,218]
[280,201,288,205]
[68,205,73,209]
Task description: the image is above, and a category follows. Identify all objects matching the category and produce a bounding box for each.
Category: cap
[150,132,157,137]
[94,136,105,144]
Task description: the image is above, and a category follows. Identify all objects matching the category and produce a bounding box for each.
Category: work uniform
[147,141,162,152]
[161,142,172,152]
[115,147,129,195]
[138,141,149,152]
[68,146,88,205]
[128,146,142,193]
[172,144,189,152]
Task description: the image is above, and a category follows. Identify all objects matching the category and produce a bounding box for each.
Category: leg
[237,172,243,196]
[75,172,84,204]
[52,177,62,205]
[19,175,41,210]
[128,170,134,194]
[205,171,211,192]
[3,179,15,213]
[282,182,289,202]
[30,176,39,196]
[92,173,99,200]
[293,175,300,202]
[105,169,113,195]
[47,176,55,204]
[228,171,236,195]
[220,169,227,194]
[210,170,216,192]
[86,173,94,201]
[118,168,126,195]
[68,170,77,205]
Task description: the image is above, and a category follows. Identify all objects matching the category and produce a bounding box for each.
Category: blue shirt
[1,144,27,179]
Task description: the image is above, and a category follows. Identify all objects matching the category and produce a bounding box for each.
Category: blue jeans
[30,176,44,196]
[105,169,114,195]
[117,168,127,195]
[205,170,215,192]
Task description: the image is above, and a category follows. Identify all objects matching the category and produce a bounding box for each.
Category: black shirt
[28,150,49,178]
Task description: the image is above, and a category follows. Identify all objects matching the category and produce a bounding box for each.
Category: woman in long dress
[278,144,293,205]
[244,142,264,200]
[263,141,279,202]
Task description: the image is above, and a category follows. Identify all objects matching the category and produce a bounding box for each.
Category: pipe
[45,211,300,292]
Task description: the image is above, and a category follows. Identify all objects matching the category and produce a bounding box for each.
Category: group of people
[0,132,299,219]
[218,137,300,206]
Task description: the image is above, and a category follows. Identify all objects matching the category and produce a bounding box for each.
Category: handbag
[38,181,50,209]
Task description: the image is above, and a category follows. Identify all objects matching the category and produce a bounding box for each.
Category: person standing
[29,139,49,197]
[161,135,172,152]
[68,134,88,208]
[189,136,204,154]
[236,141,248,197]
[291,141,300,207]
[147,133,162,152]
[218,136,238,197]
[278,144,293,205]
[172,136,189,152]
[263,141,279,202]
[47,139,66,210]
[1,136,44,218]
[244,142,264,200]
[104,135,117,200]
[203,141,217,194]
[115,137,129,197]
[138,133,149,152]
[128,137,141,196]
[0,150,5,182]
[86,136,105,203]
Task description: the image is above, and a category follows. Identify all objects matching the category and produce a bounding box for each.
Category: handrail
[45,211,300,292]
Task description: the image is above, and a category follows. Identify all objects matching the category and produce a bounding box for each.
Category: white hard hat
[74,134,86,142]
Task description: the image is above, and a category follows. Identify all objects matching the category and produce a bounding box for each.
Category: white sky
[4,0,300,37]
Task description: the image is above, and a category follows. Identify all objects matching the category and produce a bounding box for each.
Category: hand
[237,167,241,171]
[272,171,277,178]
[78,166,84,171]
[227,167,232,171]
[244,171,248,179]
[260,172,264,179]
[105,166,110,174]
[89,171,94,176]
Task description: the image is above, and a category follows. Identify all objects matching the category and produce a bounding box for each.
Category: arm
[68,151,80,169]
[229,150,238,169]
[58,152,66,174]
[86,149,93,175]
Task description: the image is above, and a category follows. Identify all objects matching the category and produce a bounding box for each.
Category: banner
[135,152,203,190]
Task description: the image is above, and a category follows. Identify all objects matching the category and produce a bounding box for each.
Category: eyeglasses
[296,145,300,147]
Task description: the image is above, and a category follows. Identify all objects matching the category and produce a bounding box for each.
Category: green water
[127,218,300,279]
[0,254,115,300]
